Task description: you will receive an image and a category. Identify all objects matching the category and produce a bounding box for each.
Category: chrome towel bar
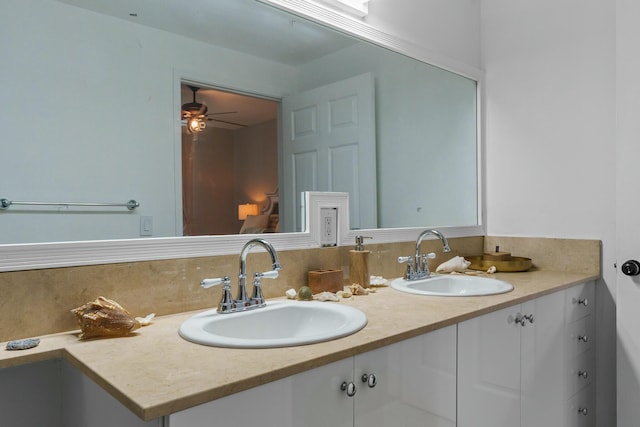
[0,198,139,211]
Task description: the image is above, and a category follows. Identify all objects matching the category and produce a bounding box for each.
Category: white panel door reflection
[281,72,376,232]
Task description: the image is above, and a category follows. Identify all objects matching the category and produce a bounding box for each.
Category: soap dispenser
[349,235,372,288]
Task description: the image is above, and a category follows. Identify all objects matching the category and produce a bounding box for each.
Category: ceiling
[54,0,357,66]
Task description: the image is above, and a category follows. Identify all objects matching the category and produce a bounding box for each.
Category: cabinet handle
[578,407,588,416]
[515,314,534,326]
[578,298,589,306]
[361,373,377,388]
[577,370,589,379]
[578,335,589,343]
[340,381,357,397]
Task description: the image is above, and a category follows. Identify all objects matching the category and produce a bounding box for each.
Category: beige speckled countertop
[0,270,598,421]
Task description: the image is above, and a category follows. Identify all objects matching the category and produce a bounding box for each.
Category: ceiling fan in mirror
[181,85,244,134]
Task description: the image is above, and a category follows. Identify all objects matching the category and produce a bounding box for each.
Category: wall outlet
[320,208,337,246]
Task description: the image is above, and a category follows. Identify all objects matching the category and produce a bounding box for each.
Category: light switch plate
[320,208,337,246]
[140,216,153,236]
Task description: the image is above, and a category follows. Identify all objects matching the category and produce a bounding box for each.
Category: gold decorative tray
[467,256,533,272]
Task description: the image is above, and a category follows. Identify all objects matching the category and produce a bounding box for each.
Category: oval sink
[179,300,367,348]
[390,275,513,297]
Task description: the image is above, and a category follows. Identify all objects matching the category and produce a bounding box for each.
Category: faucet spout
[399,229,450,281]
[415,229,450,263]
[238,238,281,303]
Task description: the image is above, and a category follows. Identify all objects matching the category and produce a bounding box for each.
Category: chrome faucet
[398,229,450,280]
[201,238,282,314]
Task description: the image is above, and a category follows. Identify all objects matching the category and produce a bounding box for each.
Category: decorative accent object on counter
[482,246,512,261]
[5,338,40,351]
[435,256,471,273]
[297,286,314,301]
[369,276,389,287]
[467,246,533,272]
[285,288,298,299]
[350,283,375,295]
[308,269,343,294]
[312,291,340,302]
[71,296,143,339]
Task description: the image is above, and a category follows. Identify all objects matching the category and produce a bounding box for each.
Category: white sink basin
[179,300,367,348]
[390,275,513,297]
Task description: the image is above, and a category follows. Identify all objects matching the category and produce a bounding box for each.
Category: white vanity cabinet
[169,325,457,427]
[457,281,595,427]
[353,325,456,427]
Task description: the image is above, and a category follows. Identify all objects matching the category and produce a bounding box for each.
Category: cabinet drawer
[567,349,595,398]
[565,282,595,323]
[567,315,594,359]
[566,386,595,427]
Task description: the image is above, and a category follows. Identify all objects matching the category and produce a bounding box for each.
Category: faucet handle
[201,277,227,289]
[250,271,278,307]
[398,256,413,264]
[200,276,234,313]
[420,253,436,271]
[258,270,279,280]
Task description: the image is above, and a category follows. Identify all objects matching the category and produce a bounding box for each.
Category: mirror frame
[0,0,484,272]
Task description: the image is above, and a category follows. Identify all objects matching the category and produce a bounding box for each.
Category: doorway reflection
[181,84,279,235]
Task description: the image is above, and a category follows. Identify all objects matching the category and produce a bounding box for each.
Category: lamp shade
[238,203,259,220]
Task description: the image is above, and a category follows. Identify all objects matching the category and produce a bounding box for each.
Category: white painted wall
[364,0,481,69]
[480,1,616,425]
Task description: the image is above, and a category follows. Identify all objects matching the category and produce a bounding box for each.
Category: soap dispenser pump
[349,235,372,288]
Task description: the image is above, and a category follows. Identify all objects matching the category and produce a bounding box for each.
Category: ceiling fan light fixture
[187,117,205,133]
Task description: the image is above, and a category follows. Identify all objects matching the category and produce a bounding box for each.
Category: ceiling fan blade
[206,117,248,127]
[204,111,238,116]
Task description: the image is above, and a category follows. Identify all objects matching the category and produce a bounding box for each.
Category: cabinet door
[169,357,353,427]
[520,291,565,427]
[458,305,522,427]
[355,325,456,427]
[290,356,354,427]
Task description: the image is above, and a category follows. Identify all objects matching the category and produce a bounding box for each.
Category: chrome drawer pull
[578,407,588,416]
[578,335,589,343]
[578,298,588,306]
[361,373,377,388]
[341,381,357,397]
[577,370,589,379]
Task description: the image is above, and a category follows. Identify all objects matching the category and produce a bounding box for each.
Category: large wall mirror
[0,0,481,269]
